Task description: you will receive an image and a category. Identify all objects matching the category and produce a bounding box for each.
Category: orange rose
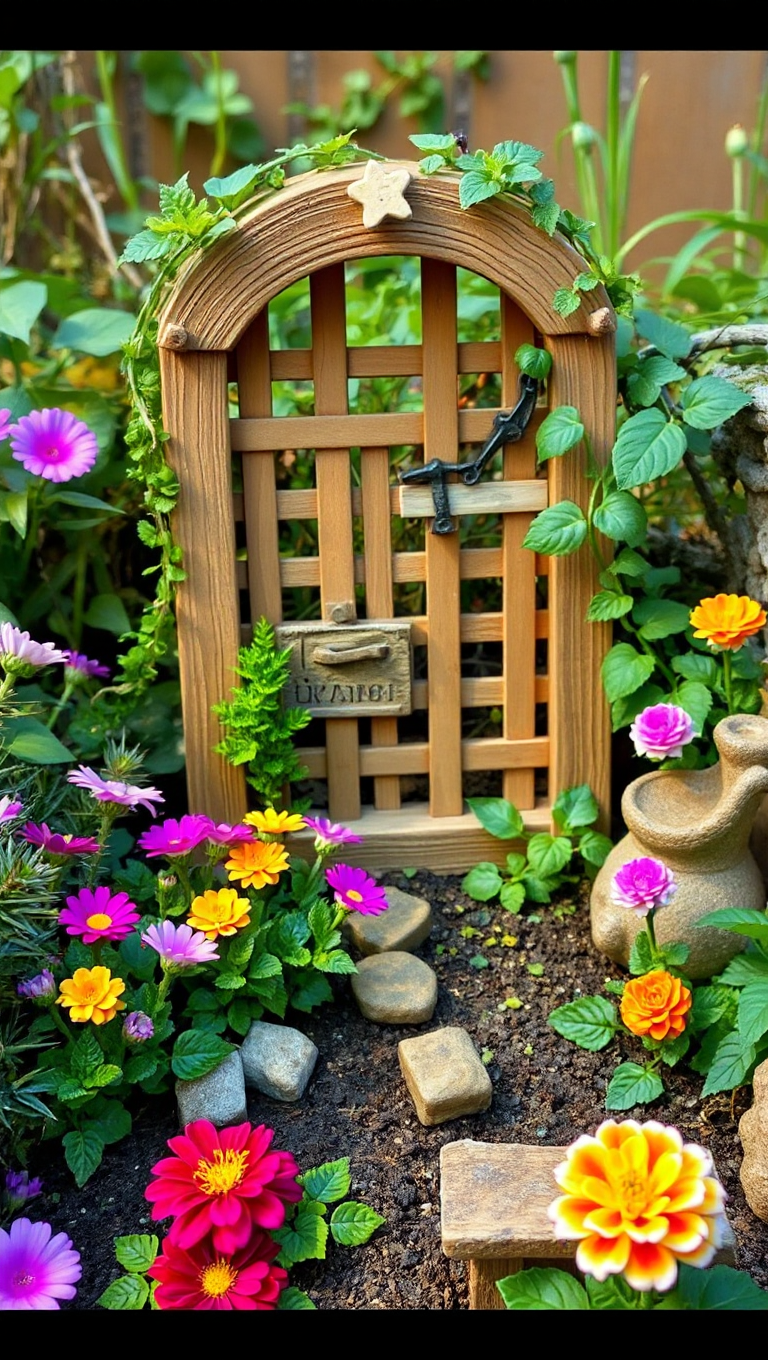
[689,593,766,650]
[620,970,691,1042]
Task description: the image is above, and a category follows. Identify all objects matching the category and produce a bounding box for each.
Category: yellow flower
[242,808,306,836]
[187,888,251,941]
[57,966,126,1025]
[548,1119,727,1292]
[689,593,766,650]
[225,840,290,890]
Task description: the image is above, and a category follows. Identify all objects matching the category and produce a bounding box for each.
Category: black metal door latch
[398,371,539,534]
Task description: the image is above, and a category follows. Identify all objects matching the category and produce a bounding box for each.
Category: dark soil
[37,872,768,1311]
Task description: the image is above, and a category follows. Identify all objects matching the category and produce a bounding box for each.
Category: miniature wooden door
[158,163,615,871]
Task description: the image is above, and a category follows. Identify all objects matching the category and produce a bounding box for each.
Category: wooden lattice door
[158,164,615,871]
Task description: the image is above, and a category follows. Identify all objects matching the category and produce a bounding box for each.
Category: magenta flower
[137,814,214,858]
[0,1217,81,1309]
[62,650,110,680]
[0,408,10,441]
[0,795,23,823]
[141,920,220,970]
[9,407,98,483]
[123,1011,154,1043]
[16,970,56,1003]
[59,886,141,944]
[203,821,255,847]
[66,766,164,816]
[0,623,67,674]
[629,703,695,761]
[610,857,677,918]
[305,816,364,851]
[4,1170,43,1212]
[21,823,99,856]
[326,863,388,916]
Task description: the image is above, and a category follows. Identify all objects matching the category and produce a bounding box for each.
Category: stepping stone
[398,1027,492,1126]
[241,1020,318,1102]
[350,951,437,1024]
[175,1049,247,1129]
[739,1056,768,1221]
[344,886,433,955]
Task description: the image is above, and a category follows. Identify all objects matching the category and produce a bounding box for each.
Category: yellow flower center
[193,1147,249,1196]
[86,912,112,930]
[616,1169,649,1218]
[347,889,363,903]
[200,1259,238,1299]
[78,979,101,1001]
[62,834,73,843]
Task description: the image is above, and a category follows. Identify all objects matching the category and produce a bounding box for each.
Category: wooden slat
[547,333,614,831]
[421,259,463,816]
[237,311,282,624]
[362,446,400,809]
[268,339,503,380]
[231,405,544,451]
[297,735,548,779]
[310,265,360,821]
[408,611,548,646]
[412,676,548,708]
[502,297,537,810]
[161,349,245,824]
[396,478,546,520]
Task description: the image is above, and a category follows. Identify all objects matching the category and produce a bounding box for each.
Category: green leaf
[634,308,692,360]
[314,948,356,975]
[680,375,752,430]
[248,951,283,979]
[53,308,134,356]
[520,874,554,904]
[585,1274,643,1310]
[1,488,28,537]
[97,1274,150,1310]
[500,881,526,913]
[586,591,634,622]
[609,547,650,579]
[470,954,490,970]
[628,931,655,975]
[49,490,124,515]
[627,355,687,407]
[659,1031,690,1066]
[71,1029,102,1082]
[658,942,690,970]
[671,651,718,686]
[86,1101,132,1146]
[289,974,333,1012]
[278,1286,317,1310]
[701,1030,756,1097]
[535,406,584,461]
[63,1127,105,1186]
[496,1266,589,1310]
[82,593,132,636]
[330,1201,386,1246]
[633,597,691,639]
[526,833,572,878]
[203,163,260,209]
[673,1263,768,1310]
[690,984,733,1032]
[673,680,713,734]
[738,982,768,1047]
[548,995,618,1050]
[459,172,502,209]
[553,287,581,317]
[605,1062,664,1110]
[409,132,457,151]
[505,852,527,877]
[697,908,768,942]
[531,201,561,235]
[578,830,613,867]
[467,797,524,839]
[523,501,587,556]
[0,279,47,342]
[718,948,768,986]
[115,1234,160,1274]
[171,1031,233,1081]
[5,716,72,764]
[274,1201,329,1266]
[514,344,552,380]
[612,409,687,490]
[601,643,656,703]
[461,863,502,901]
[593,490,648,547]
[215,973,247,990]
[552,784,599,831]
[300,1158,351,1205]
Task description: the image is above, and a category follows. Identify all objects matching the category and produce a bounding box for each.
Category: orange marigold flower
[56,966,126,1025]
[548,1119,727,1292]
[242,808,306,835]
[620,969,691,1043]
[689,593,766,650]
[225,840,289,891]
[187,888,251,940]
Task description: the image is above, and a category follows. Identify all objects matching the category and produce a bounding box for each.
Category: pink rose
[629,703,694,761]
[610,857,676,917]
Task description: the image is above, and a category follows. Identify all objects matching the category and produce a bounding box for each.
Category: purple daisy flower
[66,766,164,816]
[123,1011,154,1044]
[141,920,220,970]
[326,863,388,917]
[610,857,677,918]
[16,969,56,1003]
[304,816,364,851]
[0,408,11,442]
[21,823,99,856]
[629,703,695,761]
[0,1217,81,1309]
[62,650,110,680]
[59,886,140,944]
[4,1170,43,1212]
[137,814,214,858]
[203,820,255,847]
[9,407,98,483]
[0,624,67,674]
[0,795,23,823]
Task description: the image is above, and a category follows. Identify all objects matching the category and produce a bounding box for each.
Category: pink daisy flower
[21,823,99,856]
[62,650,110,680]
[66,766,164,816]
[137,815,214,858]
[148,1229,288,1310]
[304,816,364,850]
[0,795,23,823]
[0,408,11,442]
[9,407,98,482]
[0,623,67,672]
[0,1217,81,1310]
[59,885,141,944]
[203,821,256,847]
[326,863,389,916]
[141,920,220,970]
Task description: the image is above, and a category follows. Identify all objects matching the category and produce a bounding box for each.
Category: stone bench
[440,1139,736,1310]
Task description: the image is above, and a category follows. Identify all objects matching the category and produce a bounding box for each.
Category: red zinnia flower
[145,1120,302,1254]
[148,1230,288,1310]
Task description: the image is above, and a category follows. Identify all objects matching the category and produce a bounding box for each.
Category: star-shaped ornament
[347,160,413,229]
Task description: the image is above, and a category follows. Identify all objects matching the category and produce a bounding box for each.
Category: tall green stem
[209,51,228,179]
[605,52,621,260]
[722,650,735,715]
[95,51,139,213]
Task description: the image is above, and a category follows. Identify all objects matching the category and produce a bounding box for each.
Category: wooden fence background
[101,50,768,271]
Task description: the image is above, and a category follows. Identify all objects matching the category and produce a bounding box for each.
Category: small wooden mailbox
[157,161,615,871]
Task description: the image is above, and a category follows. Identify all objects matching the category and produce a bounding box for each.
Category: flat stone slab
[350,951,437,1024]
[344,886,433,955]
[739,1056,768,1221]
[241,1020,318,1101]
[175,1049,247,1129]
[398,1027,492,1126]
